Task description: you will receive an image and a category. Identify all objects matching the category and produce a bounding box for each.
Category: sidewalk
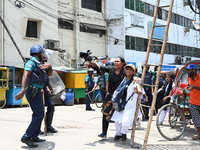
[0,104,200,150]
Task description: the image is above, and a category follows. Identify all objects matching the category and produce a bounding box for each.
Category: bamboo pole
[142,0,174,149]
[130,94,141,148]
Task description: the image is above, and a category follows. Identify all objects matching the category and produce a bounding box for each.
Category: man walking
[15,45,52,147]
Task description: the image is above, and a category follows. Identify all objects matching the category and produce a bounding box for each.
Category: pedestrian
[185,64,200,140]
[137,64,153,121]
[85,68,95,111]
[157,73,175,125]
[15,45,52,147]
[88,57,126,138]
[111,64,142,142]
[96,71,109,101]
[40,55,57,134]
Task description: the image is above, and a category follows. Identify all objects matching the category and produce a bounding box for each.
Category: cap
[88,68,94,72]
[185,64,197,69]
[125,64,135,71]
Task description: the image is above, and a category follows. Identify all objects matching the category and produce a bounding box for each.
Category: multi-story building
[0,0,107,68]
[106,0,200,68]
[1,0,199,70]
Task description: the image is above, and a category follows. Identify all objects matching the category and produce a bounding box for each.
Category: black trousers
[102,114,109,133]
[142,88,152,120]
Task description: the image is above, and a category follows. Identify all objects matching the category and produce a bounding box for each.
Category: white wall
[1,0,107,68]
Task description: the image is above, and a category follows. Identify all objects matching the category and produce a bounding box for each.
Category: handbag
[101,94,113,116]
[111,78,132,112]
[112,92,134,112]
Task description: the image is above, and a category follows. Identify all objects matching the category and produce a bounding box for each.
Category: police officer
[15,45,52,147]
[40,56,58,134]
[85,68,95,111]
[41,85,58,133]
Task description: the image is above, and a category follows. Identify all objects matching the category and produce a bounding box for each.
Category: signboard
[127,62,136,67]
[162,65,176,71]
[192,21,200,30]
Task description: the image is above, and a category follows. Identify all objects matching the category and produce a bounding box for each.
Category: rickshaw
[0,67,10,108]
[156,60,200,141]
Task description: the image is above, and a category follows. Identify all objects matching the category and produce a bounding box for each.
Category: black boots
[122,134,127,142]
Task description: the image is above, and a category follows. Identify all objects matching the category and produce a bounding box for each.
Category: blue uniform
[22,57,48,140]
[97,73,108,100]
[84,75,95,110]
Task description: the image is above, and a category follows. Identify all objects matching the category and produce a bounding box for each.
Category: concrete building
[0,0,107,69]
[106,0,200,68]
[1,0,200,70]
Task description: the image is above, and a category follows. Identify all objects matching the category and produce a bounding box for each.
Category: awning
[81,23,107,30]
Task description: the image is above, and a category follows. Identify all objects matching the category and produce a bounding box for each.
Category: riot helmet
[30,45,49,59]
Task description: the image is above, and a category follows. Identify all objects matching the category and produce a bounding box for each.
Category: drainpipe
[104,0,108,58]
[1,0,5,65]
[74,0,79,69]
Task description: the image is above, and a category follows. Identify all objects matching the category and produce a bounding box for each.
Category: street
[0,104,200,150]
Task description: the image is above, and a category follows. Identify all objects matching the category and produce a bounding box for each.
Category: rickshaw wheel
[0,98,6,109]
[156,103,186,141]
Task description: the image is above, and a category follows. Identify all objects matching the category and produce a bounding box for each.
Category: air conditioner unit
[181,57,185,63]
[175,56,185,64]
[44,40,60,50]
[184,27,190,32]
[175,56,181,64]
[185,57,192,63]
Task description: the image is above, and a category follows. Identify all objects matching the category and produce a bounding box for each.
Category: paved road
[0,104,200,150]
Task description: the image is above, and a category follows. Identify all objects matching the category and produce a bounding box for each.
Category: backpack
[99,74,106,90]
[111,78,133,112]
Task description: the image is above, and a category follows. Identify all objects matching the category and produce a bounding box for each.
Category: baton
[42,91,47,136]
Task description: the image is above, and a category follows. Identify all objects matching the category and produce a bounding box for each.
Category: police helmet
[87,68,94,72]
[30,45,49,58]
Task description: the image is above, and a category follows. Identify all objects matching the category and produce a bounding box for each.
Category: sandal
[192,135,200,140]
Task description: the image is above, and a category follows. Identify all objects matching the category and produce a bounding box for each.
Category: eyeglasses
[114,61,120,62]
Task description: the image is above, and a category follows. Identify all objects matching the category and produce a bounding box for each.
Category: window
[25,20,41,38]
[170,44,176,55]
[81,0,102,12]
[176,45,180,55]
[175,14,179,25]
[158,8,162,19]
[149,5,154,17]
[125,35,200,58]
[125,0,144,13]
[80,24,106,36]
[125,36,135,50]
[171,13,175,24]
[58,18,73,30]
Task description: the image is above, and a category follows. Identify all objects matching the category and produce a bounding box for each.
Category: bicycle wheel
[0,98,6,109]
[156,103,186,141]
[95,93,103,108]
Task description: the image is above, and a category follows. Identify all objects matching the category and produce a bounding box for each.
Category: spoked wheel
[95,93,103,108]
[156,104,186,141]
[0,98,6,109]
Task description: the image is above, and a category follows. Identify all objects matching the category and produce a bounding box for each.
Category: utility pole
[0,14,26,63]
